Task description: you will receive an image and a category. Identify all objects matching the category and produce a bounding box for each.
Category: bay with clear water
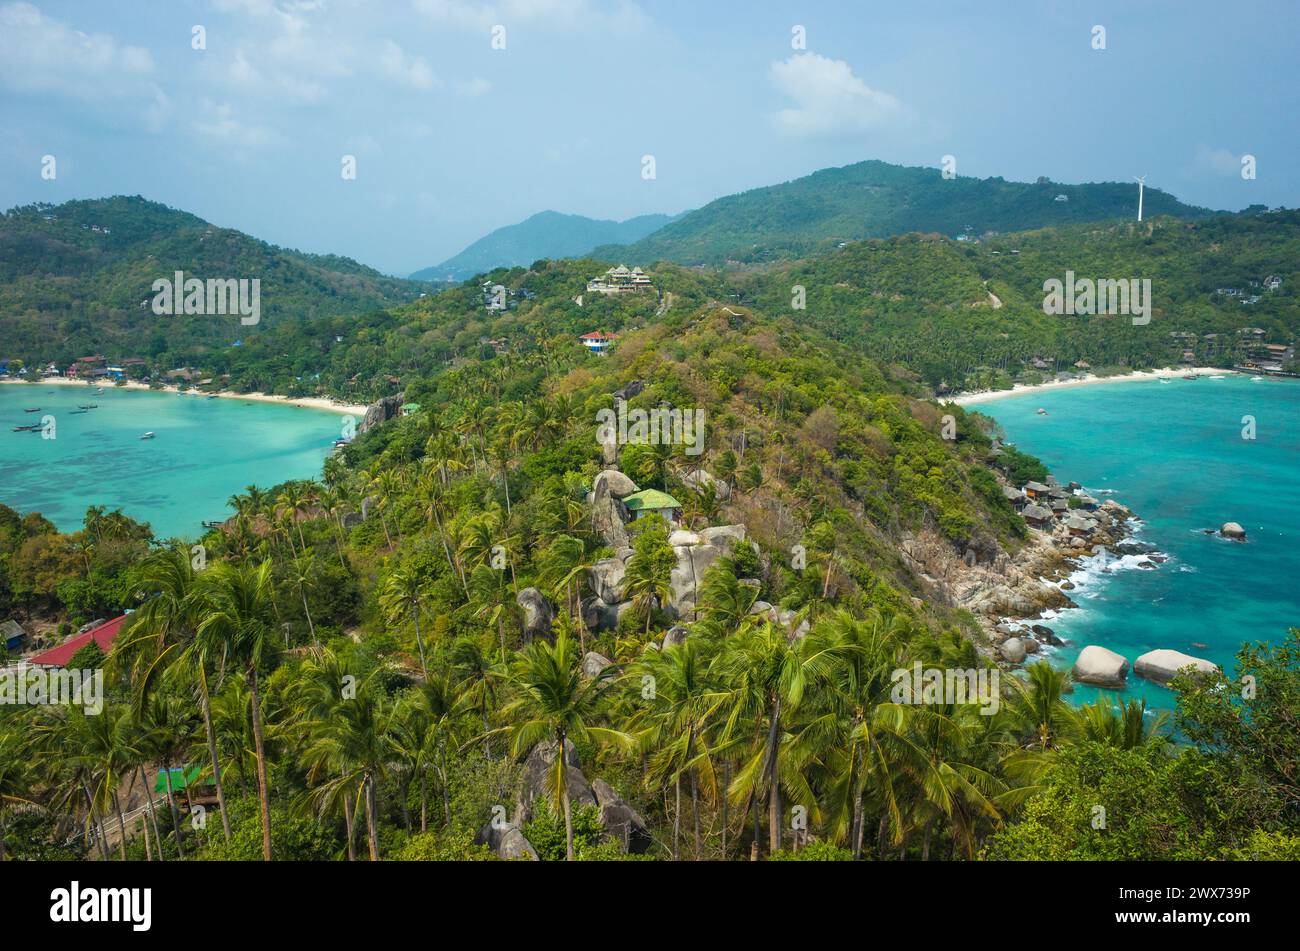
[0,384,345,540]
[976,374,1300,710]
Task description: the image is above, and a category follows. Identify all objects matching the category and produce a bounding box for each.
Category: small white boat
[140,431,156,440]
[1251,376,1264,382]
[1036,407,1048,415]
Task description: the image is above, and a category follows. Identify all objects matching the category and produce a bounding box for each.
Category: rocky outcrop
[612,380,645,402]
[681,467,731,502]
[593,469,638,498]
[1072,645,1129,688]
[592,778,651,853]
[588,558,627,604]
[670,543,723,621]
[581,596,618,632]
[516,588,555,642]
[668,529,701,547]
[474,818,539,860]
[1134,649,1219,685]
[998,637,1027,664]
[662,625,689,649]
[517,740,597,823]
[582,651,613,679]
[359,394,403,433]
[591,474,631,550]
[698,524,748,551]
[1220,522,1247,541]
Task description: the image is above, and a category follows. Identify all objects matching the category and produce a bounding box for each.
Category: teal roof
[623,489,682,511]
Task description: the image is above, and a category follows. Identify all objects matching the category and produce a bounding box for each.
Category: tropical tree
[195,560,280,861]
[497,633,632,860]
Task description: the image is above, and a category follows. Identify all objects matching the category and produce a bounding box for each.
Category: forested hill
[594,159,1221,266]
[0,196,425,366]
[732,209,1300,389]
[410,210,678,283]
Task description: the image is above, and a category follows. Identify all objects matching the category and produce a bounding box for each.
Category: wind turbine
[1135,175,1147,222]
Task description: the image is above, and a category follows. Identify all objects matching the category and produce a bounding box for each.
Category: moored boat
[140,431,156,440]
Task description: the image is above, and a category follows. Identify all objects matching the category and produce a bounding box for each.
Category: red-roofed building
[580,331,617,354]
[29,615,130,668]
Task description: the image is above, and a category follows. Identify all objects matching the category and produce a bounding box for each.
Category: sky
[2,0,1297,276]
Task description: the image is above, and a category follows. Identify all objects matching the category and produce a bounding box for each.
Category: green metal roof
[623,489,682,511]
[154,764,208,793]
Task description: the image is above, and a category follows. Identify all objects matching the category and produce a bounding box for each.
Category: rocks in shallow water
[998,637,1027,664]
[516,588,555,641]
[1022,637,1040,653]
[1220,522,1247,541]
[1072,645,1129,688]
[1134,649,1219,685]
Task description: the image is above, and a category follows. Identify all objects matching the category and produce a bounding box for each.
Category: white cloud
[0,1,167,127]
[1192,144,1245,178]
[769,53,904,138]
[412,0,649,32]
[379,40,438,90]
[191,99,279,151]
[454,77,491,97]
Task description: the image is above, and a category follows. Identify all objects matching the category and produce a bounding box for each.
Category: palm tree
[497,633,632,860]
[379,564,431,678]
[301,668,392,860]
[122,547,233,840]
[623,526,676,634]
[195,560,280,861]
[1008,660,1073,750]
[288,551,319,645]
[0,729,33,862]
[451,640,500,760]
[714,621,838,856]
[628,640,721,859]
[815,609,908,858]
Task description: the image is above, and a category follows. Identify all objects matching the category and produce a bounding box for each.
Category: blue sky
[2,0,1296,275]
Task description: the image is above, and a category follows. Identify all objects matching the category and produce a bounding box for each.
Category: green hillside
[0,196,425,369]
[595,159,1221,266]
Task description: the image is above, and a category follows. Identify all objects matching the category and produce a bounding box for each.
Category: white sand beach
[945,367,1228,407]
[0,376,368,416]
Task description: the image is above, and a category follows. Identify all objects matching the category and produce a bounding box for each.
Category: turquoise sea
[0,383,347,540]
[976,374,1300,710]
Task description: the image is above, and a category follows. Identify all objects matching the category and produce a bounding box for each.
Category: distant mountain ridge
[592,159,1223,266]
[410,210,677,282]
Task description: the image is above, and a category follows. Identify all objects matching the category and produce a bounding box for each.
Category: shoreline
[944,367,1229,407]
[0,376,367,417]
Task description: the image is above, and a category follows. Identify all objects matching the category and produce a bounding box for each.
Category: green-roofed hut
[154,764,209,794]
[621,488,682,524]
[400,402,422,416]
